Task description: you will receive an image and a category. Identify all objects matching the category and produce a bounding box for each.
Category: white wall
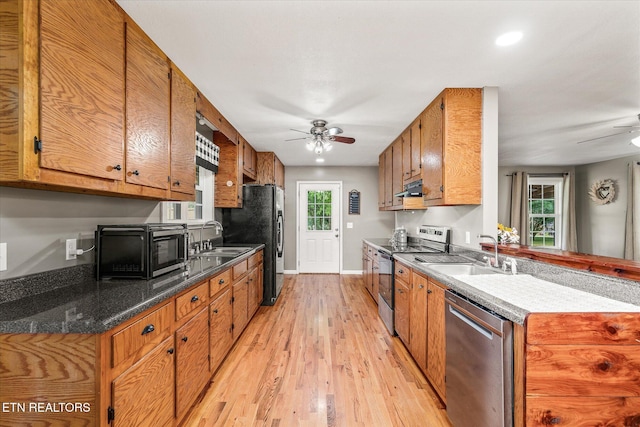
[575,154,640,257]
[283,166,395,272]
[0,187,160,279]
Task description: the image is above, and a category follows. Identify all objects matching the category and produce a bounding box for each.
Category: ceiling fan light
[324,142,332,151]
[632,135,640,147]
[314,142,323,154]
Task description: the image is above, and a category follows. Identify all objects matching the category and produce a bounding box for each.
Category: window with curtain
[528,176,563,248]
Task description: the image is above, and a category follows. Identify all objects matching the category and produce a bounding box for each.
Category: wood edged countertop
[481,243,640,282]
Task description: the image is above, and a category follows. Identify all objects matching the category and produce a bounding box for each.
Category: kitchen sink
[192,247,253,257]
[423,263,501,276]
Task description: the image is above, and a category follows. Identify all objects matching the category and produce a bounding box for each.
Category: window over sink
[162,166,214,223]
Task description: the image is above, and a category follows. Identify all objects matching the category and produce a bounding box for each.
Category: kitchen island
[0,245,264,426]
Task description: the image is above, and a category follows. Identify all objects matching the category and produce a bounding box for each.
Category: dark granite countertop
[0,244,264,334]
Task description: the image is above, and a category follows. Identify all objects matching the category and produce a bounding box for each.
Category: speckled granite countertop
[392,251,640,325]
[0,244,264,334]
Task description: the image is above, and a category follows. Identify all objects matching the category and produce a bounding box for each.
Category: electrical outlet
[0,243,7,272]
[465,231,471,244]
[66,239,77,260]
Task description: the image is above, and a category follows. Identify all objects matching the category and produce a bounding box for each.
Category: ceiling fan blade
[285,136,311,142]
[289,128,310,135]
[333,136,356,144]
[613,125,640,128]
[576,130,638,144]
[326,127,343,136]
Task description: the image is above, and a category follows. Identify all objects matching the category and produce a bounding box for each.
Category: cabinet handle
[182,336,188,342]
[191,295,199,303]
[167,348,174,355]
[141,324,155,335]
[173,180,181,186]
[427,289,432,294]
[397,289,403,294]
[219,279,225,284]
[213,309,219,314]
[131,170,139,176]
[398,269,404,274]
[112,164,122,171]
[419,284,424,289]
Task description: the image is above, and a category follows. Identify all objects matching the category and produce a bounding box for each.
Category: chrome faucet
[478,234,500,268]
[502,257,518,275]
[201,220,223,242]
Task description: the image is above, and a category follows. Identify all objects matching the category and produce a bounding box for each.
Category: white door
[298,182,341,273]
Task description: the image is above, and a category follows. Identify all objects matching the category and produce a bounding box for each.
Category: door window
[306,190,332,231]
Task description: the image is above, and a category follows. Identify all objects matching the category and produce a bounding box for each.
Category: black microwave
[96,224,188,279]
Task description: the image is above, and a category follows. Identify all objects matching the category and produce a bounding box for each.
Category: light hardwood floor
[183,274,452,427]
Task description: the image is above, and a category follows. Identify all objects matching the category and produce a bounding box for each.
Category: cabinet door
[232,278,249,341]
[427,279,447,401]
[170,66,196,196]
[378,152,386,209]
[402,129,412,184]
[210,289,233,374]
[371,254,380,304]
[384,146,393,207]
[176,308,210,421]
[125,21,170,190]
[248,266,260,316]
[410,119,421,181]
[392,137,404,207]
[394,279,410,346]
[274,155,285,188]
[410,273,428,374]
[112,336,175,427]
[39,0,125,181]
[422,97,444,201]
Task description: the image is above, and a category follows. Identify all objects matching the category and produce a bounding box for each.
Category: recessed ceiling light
[316,158,325,163]
[496,31,523,46]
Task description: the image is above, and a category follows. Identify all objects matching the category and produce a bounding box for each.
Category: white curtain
[624,162,640,261]
[509,171,529,245]
[561,172,577,252]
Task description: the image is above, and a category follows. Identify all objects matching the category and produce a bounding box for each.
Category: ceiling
[116,0,640,167]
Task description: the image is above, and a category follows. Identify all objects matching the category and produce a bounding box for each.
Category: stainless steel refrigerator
[221,184,284,305]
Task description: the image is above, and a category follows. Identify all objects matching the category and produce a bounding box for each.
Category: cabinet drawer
[248,250,263,269]
[395,262,411,283]
[176,282,208,321]
[232,259,248,280]
[112,302,173,367]
[526,312,640,345]
[209,268,232,297]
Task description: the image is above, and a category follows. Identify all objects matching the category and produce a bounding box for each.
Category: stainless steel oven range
[377,225,461,335]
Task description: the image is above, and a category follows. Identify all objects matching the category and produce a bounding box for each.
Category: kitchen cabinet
[1,0,125,194]
[232,274,249,341]
[169,65,196,199]
[256,151,286,189]
[384,146,393,207]
[422,88,482,206]
[392,137,404,207]
[378,152,387,209]
[196,91,238,143]
[410,272,428,374]
[124,18,170,193]
[426,278,447,401]
[241,136,258,180]
[214,132,244,208]
[209,288,233,374]
[248,251,264,313]
[175,308,210,421]
[112,336,175,427]
[362,244,371,295]
[403,119,422,185]
[394,276,411,346]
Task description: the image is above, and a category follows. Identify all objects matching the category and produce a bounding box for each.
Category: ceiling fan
[287,120,356,154]
[577,113,640,145]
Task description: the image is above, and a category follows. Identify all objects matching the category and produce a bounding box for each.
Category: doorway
[297,181,342,273]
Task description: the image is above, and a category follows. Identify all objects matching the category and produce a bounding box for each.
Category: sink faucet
[478,234,500,268]
[502,257,518,275]
[201,220,223,237]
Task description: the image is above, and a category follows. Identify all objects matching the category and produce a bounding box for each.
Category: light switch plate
[465,231,471,244]
[0,243,6,271]
[346,222,353,229]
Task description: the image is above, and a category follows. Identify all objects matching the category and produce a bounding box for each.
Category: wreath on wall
[588,179,616,205]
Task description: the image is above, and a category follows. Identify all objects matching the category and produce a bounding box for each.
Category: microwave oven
[96,224,188,279]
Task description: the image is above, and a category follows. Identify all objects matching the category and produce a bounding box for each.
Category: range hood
[394,179,423,198]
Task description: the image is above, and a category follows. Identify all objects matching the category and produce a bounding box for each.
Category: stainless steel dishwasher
[445,290,513,427]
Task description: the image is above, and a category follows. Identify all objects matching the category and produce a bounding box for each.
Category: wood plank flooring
[182,274,452,427]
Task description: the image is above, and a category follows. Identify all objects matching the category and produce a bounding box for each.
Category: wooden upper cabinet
[241,136,257,180]
[39,0,125,181]
[195,91,238,143]
[214,132,243,208]
[256,151,285,188]
[125,19,170,190]
[409,119,421,182]
[384,146,393,207]
[422,88,482,206]
[169,65,196,197]
[392,137,404,207]
[402,128,412,183]
[378,152,386,209]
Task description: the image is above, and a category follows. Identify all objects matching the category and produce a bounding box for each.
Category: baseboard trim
[341,270,363,275]
[283,270,298,275]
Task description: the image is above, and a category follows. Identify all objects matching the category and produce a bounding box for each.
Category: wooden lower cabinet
[394,278,411,346]
[112,336,175,427]
[232,276,249,341]
[175,308,210,421]
[210,289,233,374]
[426,279,446,401]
